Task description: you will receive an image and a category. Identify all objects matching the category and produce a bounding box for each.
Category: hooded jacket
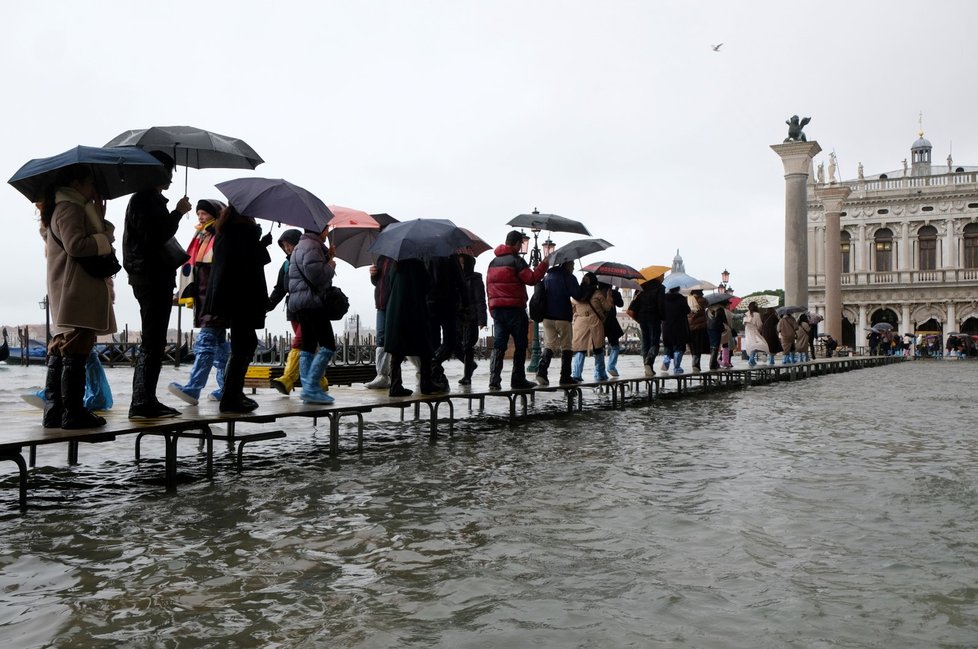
[486,243,548,312]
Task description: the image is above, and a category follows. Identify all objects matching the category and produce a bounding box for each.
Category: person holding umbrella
[203,206,271,412]
[570,272,614,381]
[600,281,625,378]
[743,301,769,367]
[287,226,338,405]
[167,199,230,405]
[40,165,117,429]
[539,260,583,385]
[778,310,799,364]
[123,151,192,419]
[626,274,666,377]
[686,289,710,372]
[485,230,549,390]
[660,285,691,374]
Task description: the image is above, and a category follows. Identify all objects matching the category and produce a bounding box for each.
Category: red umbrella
[327,206,398,267]
[582,261,643,279]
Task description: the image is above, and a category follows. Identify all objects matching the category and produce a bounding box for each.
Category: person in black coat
[427,254,468,392]
[601,282,625,377]
[456,253,487,386]
[385,259,438,396]
[204,206,271,413]
[123,151,192,419]
[626,276,665,376]
[660,285,691,374]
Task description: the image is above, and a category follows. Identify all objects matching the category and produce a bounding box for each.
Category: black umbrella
[871,322,894,332]
[705,292,736,306]
[548,238,613,266]
[367,219,471,261]
[776,305,807,316]
[215,177,333,232]
[8,145,168,202]
[105,125,264,194]
[507,209,590,235]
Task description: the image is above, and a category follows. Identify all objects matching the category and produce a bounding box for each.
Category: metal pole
[528,230,542,372]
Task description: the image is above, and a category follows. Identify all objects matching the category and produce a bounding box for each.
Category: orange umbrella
[639,264,670,281]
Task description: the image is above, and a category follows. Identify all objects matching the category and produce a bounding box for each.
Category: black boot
[709,347,720,371]
[420,356,447,395]
[388,356,413,397]
[510,347,536,390]
[430,360,450,393]
[692,354,701,372]
[129,352,180,419]
[220,354,258,413]
[61,354,106,429]
[42,354,63,428]
[558,350,580,385]
[488,349,503,390]
[459,348,477,386]
[536,349,553,385]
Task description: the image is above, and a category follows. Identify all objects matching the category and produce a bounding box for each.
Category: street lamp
[525,209,551,372]
[717,268,734,294]
[39,295,50,345]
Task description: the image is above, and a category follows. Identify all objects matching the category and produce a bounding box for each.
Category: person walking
[40,165,117,429]
[427,254,467,392]
[570,272,613,381]
[686,289,710,372]
[288,226,339,405]
[385,258,438,396]
[705,299,727,370]
[777,311,799,364]
[742,301,769,367]
[717,297,736,368]
[795,313,812,362]
[123,151,191,419]
[538,260,582,385]
[485,230,548,390]
[168,199,230,406]
[761,308,782,365]
[456,253,487,386]
[265,229,327,395]
[660,285,691,374]
[602,282,625,377]
[626,275,665,377]
[203,206,271,413]
[363,254,395,389]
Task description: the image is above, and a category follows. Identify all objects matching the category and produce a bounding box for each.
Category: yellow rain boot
[272,348,300,395]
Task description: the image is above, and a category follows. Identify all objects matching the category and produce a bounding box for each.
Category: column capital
[771,140,823,176]
[819,184,852,215]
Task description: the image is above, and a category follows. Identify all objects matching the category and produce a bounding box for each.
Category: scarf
[55,187,106,235]
[187,219,216,265]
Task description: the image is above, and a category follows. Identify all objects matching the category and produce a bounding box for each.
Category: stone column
[901,304,912,339]
[820,185,851,341]
[858,304,867,349]
[947,301,957,332]
[771,141,822,307]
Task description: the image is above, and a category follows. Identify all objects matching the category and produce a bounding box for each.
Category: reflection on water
[1,361,977,648]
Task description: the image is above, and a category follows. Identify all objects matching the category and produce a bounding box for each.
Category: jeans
[492,307,529,356]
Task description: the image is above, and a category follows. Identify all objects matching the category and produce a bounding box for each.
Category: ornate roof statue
[784,115,811,142]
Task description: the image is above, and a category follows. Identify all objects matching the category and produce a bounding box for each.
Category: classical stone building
[807,132,978,347]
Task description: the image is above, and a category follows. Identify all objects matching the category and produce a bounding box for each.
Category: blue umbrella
[215,177,333,231]
[367,218,471,260]
[662,271,705,291]
[8,145,168,202]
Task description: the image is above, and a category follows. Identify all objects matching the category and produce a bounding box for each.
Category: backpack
[529,281,547,322]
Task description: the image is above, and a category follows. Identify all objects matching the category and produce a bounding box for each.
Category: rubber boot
[430,360,450,393]
[459,348,477,386]
[419,356,447,395]
[536,348,553,385]
[219,354,258,413]
[364,346,391,389]
[748,350,757,367]
[388,356,413,397]
[210,338,230,401]
[571,351,585,381]
[61,354,106,429]
[272,348,300,395]
[660,352,671,374]
[42,354,63,428]
[768,353,776,366]
[593,349,608,381]
[709,346,720,370]
[607,345,620,377]
[559,350,580,384]
[692,354,701,373]
[488,349,504,389]
[84,349,112,411]
[511,347,536,390]
[167,330,217,406]
[672,350,684,374]
[301,348,335,404]
[720,347,732,368]
[129,353,180,419]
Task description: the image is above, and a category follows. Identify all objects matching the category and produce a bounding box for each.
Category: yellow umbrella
[639,265,670,281]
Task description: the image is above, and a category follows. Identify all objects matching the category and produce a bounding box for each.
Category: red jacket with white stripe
[486,244,548,313]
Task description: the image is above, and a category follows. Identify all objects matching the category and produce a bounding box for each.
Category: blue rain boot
[672,350,684,374]
[571,351,585,381]
[660,352,671,373]
[768,352,776,366]
[84,349,113,410]
[168,328,219,406]
[606,345,619,377]
[748,350,757,367]
[301,348,334,404]
[209,337,230,402]
[593,349,608,381]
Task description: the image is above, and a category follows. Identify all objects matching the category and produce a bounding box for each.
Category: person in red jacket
[485,230,548,389]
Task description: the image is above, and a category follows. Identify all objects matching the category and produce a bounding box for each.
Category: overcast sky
[3,0,977,339]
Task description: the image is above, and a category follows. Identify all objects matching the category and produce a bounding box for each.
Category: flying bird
[711,43,723,52]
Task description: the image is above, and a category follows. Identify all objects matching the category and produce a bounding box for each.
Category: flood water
[0,359,976,648]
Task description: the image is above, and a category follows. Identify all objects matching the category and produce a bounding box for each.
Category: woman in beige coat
[42,165,118,429]
[570,272,614,381]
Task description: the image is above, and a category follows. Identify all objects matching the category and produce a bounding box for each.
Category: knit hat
[277,228,302,249]
[196,199,225,220]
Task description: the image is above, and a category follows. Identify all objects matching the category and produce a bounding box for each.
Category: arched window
[964,224,978,269]
[840,230,851,273]
[918,225,938,270]
[874,228,894,271]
